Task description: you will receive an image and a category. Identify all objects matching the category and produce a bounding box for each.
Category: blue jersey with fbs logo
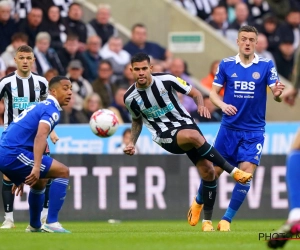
[214,54,279,131]
[0,95,61,154]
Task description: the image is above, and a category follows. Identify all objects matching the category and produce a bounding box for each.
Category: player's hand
[273,80,285,97]
[221,103,237,116]
[124,143,135,156]
[25,168,40,187]
[12,183,24,196]
[50,131,59,144]
[197,106,211,119]
[283,88,298,106]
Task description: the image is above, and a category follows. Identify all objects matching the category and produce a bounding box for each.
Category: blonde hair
[83,93,103,111]
[36,32,51,42]
[98,4,111,11]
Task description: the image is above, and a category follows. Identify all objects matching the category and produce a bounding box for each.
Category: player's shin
[47,178,69,223]
[287,150,300,221]
[222,181,251,223]
[196,142,234,173]
[202,179,217,221]
[41,179,52,223]
[2,180,15,219]
[29,188,45,229]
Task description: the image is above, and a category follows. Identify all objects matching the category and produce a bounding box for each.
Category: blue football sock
[29,188,45,228]
[222,181,250,223]
[47,178,69,223]
[286,150,300,210]
[196,181,203,204]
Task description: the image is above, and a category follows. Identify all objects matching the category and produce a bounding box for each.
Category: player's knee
[186,131,204,146]
[61,166,70,179]
[201,166,215,181]
[214,167,223,179]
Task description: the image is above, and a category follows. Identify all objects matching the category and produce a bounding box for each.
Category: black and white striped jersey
[0,71,48,129]
[124,73,195,140]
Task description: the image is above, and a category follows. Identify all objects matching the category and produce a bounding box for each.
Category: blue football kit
[0,95,62,185]
[213,54,279,166]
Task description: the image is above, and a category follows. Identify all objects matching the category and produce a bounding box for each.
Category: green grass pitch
[0,220,298,250]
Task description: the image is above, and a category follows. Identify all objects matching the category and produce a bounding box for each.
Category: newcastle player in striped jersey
[0,45,58,229]
[123,52,253,216]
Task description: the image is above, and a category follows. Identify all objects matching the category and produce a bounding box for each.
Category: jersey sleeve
[124,97,141,119]
[213,60,226,87]
[266,60,279,87]
[40,80,49,99]
[39,105,60,131]
[0,79,7,100]
[169,75,192,95]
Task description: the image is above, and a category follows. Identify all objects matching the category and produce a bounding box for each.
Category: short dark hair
[132,23,146,32]
[123,128,131,137]
[99,60,113,69]
[11,32,28,43]
[16,45,33,53]
[49,76,70,89]
[66,34,79,42]
[131,52,150,65]
[238,25,258,36]
[69,2,82,10]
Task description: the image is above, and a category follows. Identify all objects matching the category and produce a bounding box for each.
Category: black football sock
[202,179,217,221]
[2,180,14,212]
[197,142,234,173]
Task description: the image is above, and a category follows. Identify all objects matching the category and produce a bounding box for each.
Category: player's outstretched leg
[41,179,52,224]
[268,150,300,248]
[1,176,15,229]
[41,159,70,233]
[195,141,252,184]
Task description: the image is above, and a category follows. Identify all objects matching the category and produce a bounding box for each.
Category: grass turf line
[0,220,298,250]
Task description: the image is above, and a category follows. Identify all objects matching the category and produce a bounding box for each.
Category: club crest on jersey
[160,88,168,96]
[252,72,260,79]
[176,77,187,86]
[34,85,41,91]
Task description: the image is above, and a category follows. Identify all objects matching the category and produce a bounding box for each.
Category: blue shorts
[214,126,265,167]
[0,147,53,186]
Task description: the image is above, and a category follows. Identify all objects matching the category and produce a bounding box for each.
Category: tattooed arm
[187,87,211,118]
[124,116,143,155]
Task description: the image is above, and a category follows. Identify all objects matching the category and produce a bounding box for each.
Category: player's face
[130,60,153,88]
[14,51,35,76]
[237,31,257,57]
[55,80,73,106]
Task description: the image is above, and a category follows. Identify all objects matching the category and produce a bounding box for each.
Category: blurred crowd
[0,0,299,125]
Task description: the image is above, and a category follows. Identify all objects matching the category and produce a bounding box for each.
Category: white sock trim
[288,208,300,222]
[230,167,238,177]
[5,212,14,221]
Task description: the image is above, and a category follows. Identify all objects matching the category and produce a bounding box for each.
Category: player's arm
[210,85,237,116]
[270,80,285,102]
[40,94,59,144]
[25,122,50,187]
[123,116,143,156]
[187,87,211,118]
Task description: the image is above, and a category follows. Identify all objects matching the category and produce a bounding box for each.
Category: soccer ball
[89,109,119,137]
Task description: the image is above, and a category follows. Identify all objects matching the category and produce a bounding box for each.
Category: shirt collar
[235,53,259,64]
[47,95,62,111]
